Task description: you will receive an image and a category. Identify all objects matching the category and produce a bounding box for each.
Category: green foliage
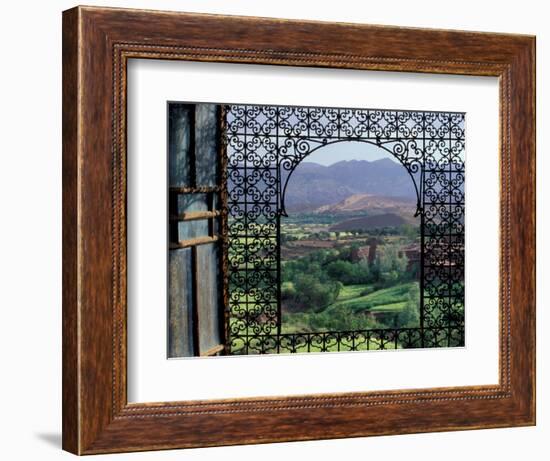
[282,307,382,333]
[359,285,375,297]
[280,233,299,244]
[331,283,416,313]
[396,284,421,327]
[282,269,342,313]
[401,223,421,241]
[326,260,370,285]
[281,281,420,334]
[279,216,423,338]
[378,244,408,274]
[292,274,341,312]
[281,281,296,299]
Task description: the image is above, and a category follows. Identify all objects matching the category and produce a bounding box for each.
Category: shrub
[326,260,371,285]
[396,284,420,328]
[289,274,341,313]
[360,286,375,296]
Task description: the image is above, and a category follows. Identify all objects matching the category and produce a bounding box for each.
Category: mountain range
[329,212,411,231]
[317,193,417,217]
[283,158,416,212]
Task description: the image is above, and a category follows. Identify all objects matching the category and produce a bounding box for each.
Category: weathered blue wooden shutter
[168,103,224,358]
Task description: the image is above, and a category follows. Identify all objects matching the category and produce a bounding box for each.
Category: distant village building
[399,243,420,271]
[350,237,382,265]
[350,238,462,273]
[350,239,421,273]
[351,246,371,262]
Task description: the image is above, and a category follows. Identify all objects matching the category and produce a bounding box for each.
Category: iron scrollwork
[224,104,465,354]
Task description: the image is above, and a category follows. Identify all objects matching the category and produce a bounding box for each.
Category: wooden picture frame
[62,5,535,455]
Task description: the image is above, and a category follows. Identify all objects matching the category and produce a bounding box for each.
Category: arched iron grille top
[224,104,465,354]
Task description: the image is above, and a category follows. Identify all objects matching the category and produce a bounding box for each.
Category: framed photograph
[62,6,535,454]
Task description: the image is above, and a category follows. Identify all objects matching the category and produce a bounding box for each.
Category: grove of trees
[281,243,417,316]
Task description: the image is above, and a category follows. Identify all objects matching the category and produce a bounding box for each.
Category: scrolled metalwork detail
[225,104,465,354]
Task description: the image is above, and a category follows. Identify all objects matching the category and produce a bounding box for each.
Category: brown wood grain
[62,5,536,455]
[62,6,79,455]
[170,210,221,221]
[170,236,220,249]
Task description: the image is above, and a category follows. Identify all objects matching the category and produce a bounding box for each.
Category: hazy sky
[301,140,399,166]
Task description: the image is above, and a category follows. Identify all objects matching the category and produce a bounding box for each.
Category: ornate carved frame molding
[62,6,535,454]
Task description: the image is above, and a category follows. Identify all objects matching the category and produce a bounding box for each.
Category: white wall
[0,1,545,460]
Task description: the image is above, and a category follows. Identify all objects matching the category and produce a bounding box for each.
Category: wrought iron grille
[224,105,465,354]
